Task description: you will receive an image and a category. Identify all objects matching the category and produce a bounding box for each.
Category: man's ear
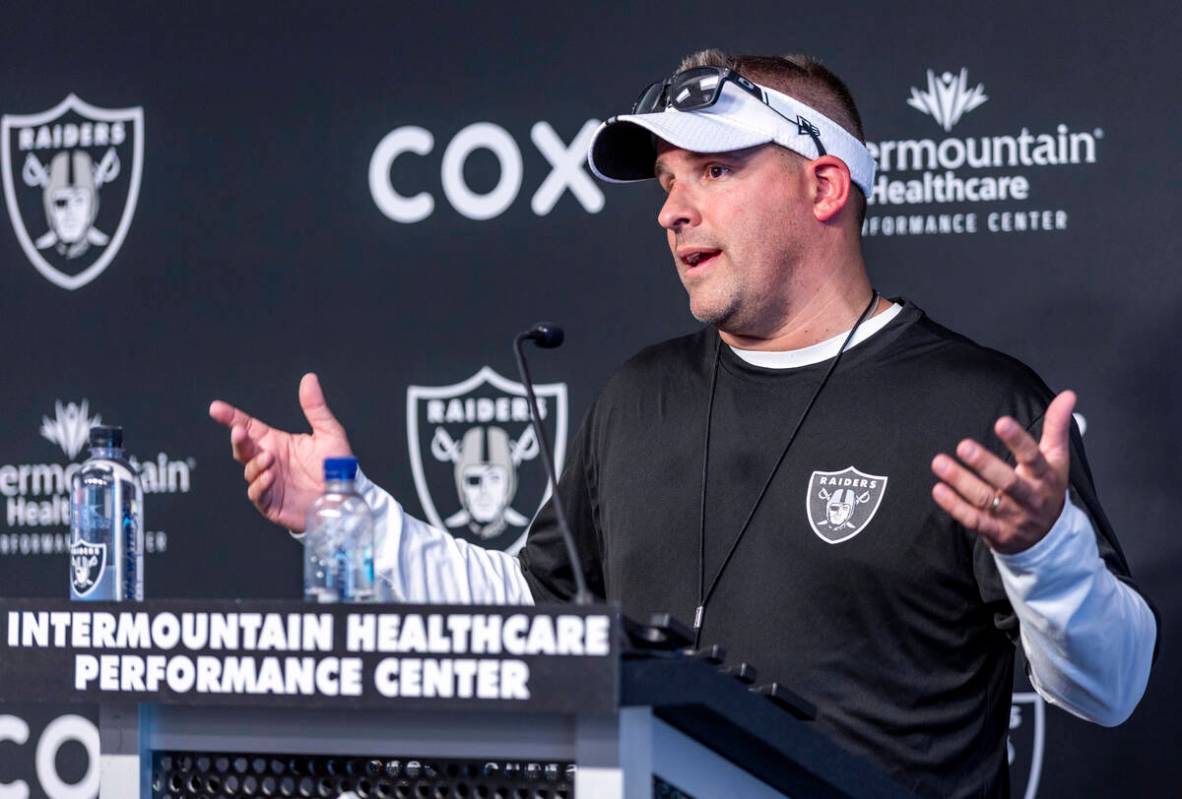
[810,156,853,223]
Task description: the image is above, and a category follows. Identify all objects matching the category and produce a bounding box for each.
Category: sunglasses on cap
[631,66,828,157]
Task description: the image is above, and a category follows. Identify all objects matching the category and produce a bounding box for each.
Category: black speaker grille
[151,751,574,799]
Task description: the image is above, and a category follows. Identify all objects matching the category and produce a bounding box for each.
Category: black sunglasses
[631,66,827,157]
[632,66,763,114]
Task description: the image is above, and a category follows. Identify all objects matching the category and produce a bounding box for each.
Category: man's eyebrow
[653,159,672,180]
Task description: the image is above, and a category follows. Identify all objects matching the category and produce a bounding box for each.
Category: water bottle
[69,425,144,600]
[303,457,375,603]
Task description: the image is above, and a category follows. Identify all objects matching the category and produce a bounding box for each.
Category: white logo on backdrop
[862,68,1103,238]
[1,94,144,289]
[369,120,603,222]
[40,399,102,459]
[407,367,567,554]
[907,68,988,131]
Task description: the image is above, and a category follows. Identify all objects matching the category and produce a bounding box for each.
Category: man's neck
[718,283,889,352]
[729,301,902,369]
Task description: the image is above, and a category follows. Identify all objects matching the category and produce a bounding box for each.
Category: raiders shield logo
[407,366,568,554]
[1008,691,1046,799]
[69,540,106,596]
[2,94,144,290]
[806,466,888,544]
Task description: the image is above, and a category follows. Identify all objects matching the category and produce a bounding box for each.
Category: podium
[0,600,910,798]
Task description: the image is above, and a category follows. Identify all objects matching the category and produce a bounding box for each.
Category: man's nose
[657,183,701,231]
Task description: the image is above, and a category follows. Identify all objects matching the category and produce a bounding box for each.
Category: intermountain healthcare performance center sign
[0,600,618,713]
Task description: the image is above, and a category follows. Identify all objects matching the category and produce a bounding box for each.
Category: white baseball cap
[588,67,876,196]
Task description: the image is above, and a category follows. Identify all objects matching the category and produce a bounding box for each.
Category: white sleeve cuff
[992,494,1156,726]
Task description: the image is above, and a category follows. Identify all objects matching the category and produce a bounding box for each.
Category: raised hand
[208,373,353,532]
[930,391,1076,555]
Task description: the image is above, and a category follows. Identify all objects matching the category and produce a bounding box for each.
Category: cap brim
[588,111,774,183]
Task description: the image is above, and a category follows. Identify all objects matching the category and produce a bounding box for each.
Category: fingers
[931,483,1002,543]
[213,399,276,466]
[230,424,259,464]
[931,394,1080,553]
[299,373,346,437]
[993,391,1077,482]
[993,416,1047,477]
[932,451,997,511]
[1039,390,1077,470]
[243,449,278,518]
[209,400,254,430]
[243,450,273,484]
[246,468,275,507]
[952,439,1037,507]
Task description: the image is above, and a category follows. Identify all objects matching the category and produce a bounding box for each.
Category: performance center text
[4,610,611,701]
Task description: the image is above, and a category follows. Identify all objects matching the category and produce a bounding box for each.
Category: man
[210,51,1157,797]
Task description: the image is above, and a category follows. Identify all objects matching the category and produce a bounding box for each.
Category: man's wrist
[993,492,1079,571]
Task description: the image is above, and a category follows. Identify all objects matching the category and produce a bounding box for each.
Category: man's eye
[706,164,731,179]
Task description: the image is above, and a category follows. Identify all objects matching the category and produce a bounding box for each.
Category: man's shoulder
[575,328,712,444]
[601,327,713,394]
[895,303,1055,415]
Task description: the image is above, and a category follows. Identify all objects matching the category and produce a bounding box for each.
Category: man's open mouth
[680,249,722,268]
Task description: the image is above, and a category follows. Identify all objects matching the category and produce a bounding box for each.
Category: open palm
[209,373,353,532]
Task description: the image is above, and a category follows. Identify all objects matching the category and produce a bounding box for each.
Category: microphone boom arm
[513,326,593,606]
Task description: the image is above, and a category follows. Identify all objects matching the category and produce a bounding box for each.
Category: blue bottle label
[336,548,352,600]
[70,540,107,596]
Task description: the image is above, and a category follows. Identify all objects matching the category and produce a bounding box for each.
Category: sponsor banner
[0,600,618,714]
[862,67,1101,238]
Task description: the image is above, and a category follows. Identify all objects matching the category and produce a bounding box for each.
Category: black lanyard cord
[693,292,880,648]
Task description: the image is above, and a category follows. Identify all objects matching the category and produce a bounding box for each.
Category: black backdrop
[1,2,1178,796]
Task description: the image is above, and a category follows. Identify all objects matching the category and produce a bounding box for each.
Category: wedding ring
[989,491,1003,514]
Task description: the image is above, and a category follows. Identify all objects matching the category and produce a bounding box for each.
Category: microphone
[513,322,593,605]
[521,322,564,349]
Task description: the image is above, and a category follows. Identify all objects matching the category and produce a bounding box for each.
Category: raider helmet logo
[2,94,144,290]
[806,466,888,544]
[69,540,106,595]
[407,367,568,553]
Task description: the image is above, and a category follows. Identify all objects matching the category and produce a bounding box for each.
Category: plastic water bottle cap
[88,425,123,448]
[323,457,358,481]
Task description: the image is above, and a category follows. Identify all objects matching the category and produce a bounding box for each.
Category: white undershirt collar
[729,302,903,369]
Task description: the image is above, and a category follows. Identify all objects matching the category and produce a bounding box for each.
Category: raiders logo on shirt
[806,466,888,544]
